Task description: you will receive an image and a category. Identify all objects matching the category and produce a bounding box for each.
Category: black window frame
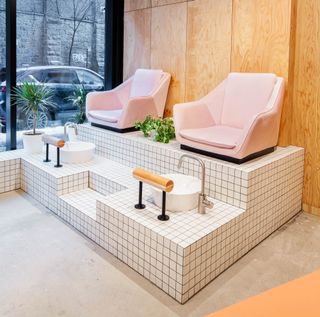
[5,0,124,150]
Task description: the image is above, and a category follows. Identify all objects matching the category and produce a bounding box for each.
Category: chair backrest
[130,69,163,98]
[221,73,277,129]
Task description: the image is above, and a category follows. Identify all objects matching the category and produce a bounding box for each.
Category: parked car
[0,66,104,131]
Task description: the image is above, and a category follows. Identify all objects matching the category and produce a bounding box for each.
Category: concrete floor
[1,191,320,317]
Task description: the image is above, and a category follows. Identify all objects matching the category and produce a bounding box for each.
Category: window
[0,2,5,151]
[15,0,106,140]
[44,70,80,85]
[1,0,124,151]
[77,69,104,86]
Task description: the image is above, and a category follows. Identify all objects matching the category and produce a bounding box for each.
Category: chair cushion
[180,125,243,149]
[130,69,163,98]
[88,110,122,123]
[221,73,277,129]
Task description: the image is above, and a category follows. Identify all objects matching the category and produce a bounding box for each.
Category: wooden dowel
[132,168,174,192]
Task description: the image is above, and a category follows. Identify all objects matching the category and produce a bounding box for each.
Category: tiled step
[60,188,105,220]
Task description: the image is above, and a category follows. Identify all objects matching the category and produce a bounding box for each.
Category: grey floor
[1,191,320,317]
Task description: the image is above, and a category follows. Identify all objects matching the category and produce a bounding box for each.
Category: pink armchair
[173,73,285,163]
[86,69,171,132]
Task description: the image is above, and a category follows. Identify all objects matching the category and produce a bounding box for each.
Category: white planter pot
[22,132,44,154]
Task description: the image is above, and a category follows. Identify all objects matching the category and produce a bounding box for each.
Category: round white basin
[61,141,95,164]
[151,174,201,212]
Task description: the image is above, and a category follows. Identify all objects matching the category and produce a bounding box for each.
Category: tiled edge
[181,149,304,302]
[0,158,20,193]
[57,172,89,195]
[96,201,184,302]
[89,171,127,196]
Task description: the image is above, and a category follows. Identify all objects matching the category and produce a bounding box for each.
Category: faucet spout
[178,154,213,214]
[64,122,78,141]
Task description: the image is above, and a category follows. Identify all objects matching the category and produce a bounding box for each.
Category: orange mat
[207,270,320,317]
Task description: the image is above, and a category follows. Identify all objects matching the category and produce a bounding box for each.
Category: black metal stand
[135,181,145,209]
[43,143,51,162]
[157,191,169,221]
[54,147,62,168]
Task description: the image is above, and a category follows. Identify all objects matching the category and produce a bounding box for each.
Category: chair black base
[91,123,138,133]
[180,145,275,164]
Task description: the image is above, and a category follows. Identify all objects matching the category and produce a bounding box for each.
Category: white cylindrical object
[151,174,201,212]
[22,133,44,154]
[60,142,95,164]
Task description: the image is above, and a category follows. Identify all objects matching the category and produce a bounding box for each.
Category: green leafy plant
[135,115,155,137]
[67,84,87,124]
[135,116,175,144]
[13,82,56,135]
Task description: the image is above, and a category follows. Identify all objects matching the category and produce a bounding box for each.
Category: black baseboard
[91,123,138,133]
[180,145,275,164]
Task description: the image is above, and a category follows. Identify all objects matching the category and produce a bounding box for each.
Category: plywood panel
[231,0,292,146]
[290,0,320,214]
[152,0,186,7]
[151,2,187,116]
[186,0,232,101]
[125,0,151,12]
[123,9,151,80]
[231,0,291,75]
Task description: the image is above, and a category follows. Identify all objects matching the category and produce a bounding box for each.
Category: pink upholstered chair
[173,73,285,163]
[86,69,171,132]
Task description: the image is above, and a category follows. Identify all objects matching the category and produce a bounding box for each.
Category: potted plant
[65,84,88,141]
[67,84,87,124]
[135,116,175,144]
[14,82,56,153]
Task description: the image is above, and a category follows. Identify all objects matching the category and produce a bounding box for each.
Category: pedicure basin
[61,141,95,164]
[151,174,201,212]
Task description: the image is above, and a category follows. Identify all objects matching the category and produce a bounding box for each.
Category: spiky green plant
[67,84,87,124]
[13,82,56,135]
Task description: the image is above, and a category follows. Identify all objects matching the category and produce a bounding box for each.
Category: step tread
[60,188,105,220]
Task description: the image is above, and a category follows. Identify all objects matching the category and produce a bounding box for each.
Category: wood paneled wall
[289,0,320,215]
[124,0,320,214]
[124,0,232,116]
[231,0,293,146]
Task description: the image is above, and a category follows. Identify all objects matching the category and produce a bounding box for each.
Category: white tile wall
[78,124,302,210]
[0,126,304,303]
[0,158,20,193]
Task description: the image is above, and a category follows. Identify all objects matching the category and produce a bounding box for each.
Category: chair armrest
[86,77,134,113]
[173,101,215,133]
[86,90,122,112]
[118,96,158,128]
[239,109,281,153]
[149,72,171,117]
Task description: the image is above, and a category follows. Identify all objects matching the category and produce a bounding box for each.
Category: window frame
[5,0,124,150]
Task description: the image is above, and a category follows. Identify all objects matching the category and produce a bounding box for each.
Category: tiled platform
[0,125,304,303]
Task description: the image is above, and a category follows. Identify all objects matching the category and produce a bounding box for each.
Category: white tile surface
[0,125,304,303]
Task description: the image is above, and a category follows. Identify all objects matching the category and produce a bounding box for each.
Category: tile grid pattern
[94,149,303,303]
[0,128,304,304]
[0,158,20,193]
[78,124,301,210]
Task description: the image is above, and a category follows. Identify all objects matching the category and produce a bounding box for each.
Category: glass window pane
[16,0,105,143]
[0,2,6,151]
[44,69,80,84]
[77,69,104,86]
